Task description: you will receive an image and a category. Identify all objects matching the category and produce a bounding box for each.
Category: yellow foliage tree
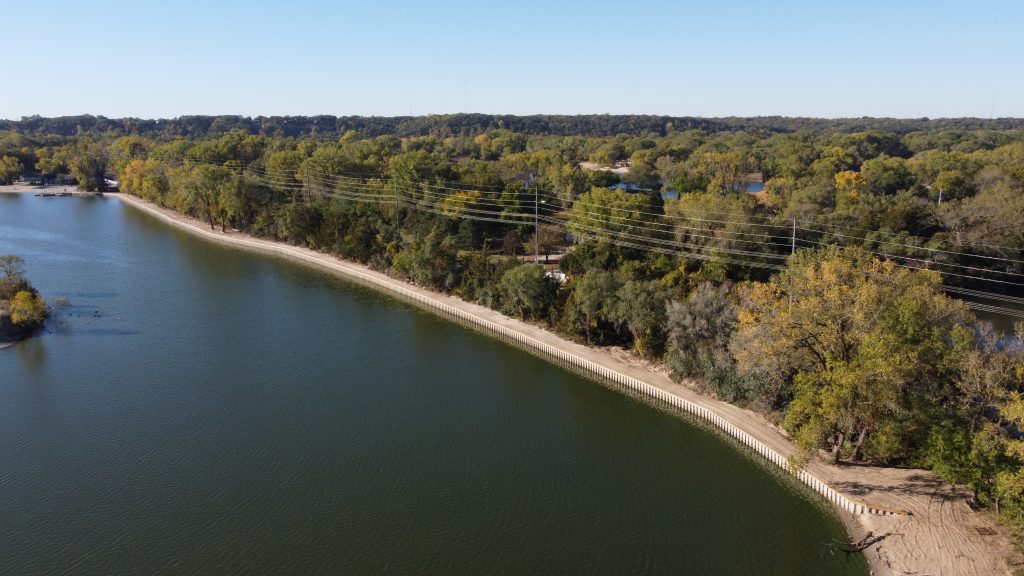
[10,290,46,328]
[834,170,862,195]
[440,190,481,218]
[732,246,972,463]
[0,155,22,185]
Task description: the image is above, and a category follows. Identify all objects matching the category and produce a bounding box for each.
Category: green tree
[566,270,620,342]
[68,140,110,191]
[666,282,755,402]
[568,187,663,243]
[920,322,1024,508]
[937,169,1024,252]
[858,154,915,196]
[995,387,1024,520]
[610,279,670,358]
[697,150,747,194]
[265,149,305,201]
[525,224,567,263]
[454,244,513,307]
[589,141,626,166]
[392,228,458,290]
[663,191,773,270]
[497,263,551,320]
[214,165,248,232]
[174,164,234,230]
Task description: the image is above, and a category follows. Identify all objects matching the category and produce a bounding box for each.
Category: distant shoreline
[0,184,93,196]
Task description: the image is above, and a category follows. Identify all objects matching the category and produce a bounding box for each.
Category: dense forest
[3,116,1024,539]
[4,113,1024,139]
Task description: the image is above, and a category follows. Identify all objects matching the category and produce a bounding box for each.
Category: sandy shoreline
[0,183,81,194]
[6,187,1013,575]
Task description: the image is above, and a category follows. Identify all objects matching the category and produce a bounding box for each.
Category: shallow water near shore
[0,193,866,575]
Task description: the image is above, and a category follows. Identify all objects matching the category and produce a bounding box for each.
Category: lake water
[0,193,866,575]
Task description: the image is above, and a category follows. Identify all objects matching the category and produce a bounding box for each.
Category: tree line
[4,113,1024,140]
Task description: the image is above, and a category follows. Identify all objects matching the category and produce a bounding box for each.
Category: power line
[800,219,1024,256]
[799,224,1024,267]
[117,153,1024,321]
[125,150,1024,265]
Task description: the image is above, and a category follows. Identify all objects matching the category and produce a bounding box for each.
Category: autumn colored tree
[9,290,46,328]
[34,147,66,180]
[121,159,170,203]
[440,190,481,218]
[0,254,46,339]
[0,155,22,184]
[108,136,150,174]
[732,246,972,463]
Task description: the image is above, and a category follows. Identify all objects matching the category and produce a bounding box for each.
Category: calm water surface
[0,194,866,575]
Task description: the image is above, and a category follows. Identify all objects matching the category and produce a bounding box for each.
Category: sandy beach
[1,183,76,193]
[5,186,1015,575]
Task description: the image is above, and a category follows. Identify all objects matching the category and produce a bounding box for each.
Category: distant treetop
[4,114,1024,140]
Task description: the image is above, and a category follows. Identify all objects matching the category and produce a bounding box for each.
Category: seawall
[112,193,901,518]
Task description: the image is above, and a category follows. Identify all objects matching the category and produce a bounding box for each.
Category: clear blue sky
[4,0,1023,119]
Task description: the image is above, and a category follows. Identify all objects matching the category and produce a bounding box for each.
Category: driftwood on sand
[833,531,896,553]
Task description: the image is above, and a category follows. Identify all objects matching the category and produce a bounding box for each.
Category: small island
[0,255,47,348]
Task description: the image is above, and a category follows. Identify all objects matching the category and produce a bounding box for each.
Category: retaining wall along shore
[115,194,905,517]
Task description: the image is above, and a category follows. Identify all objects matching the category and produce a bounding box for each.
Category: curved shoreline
[108,192,1013,576]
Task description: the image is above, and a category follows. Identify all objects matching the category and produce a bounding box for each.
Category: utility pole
[534,185,540,263]
[788,218,796,310]
[937,188,943,206]
[394,180,401,241]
